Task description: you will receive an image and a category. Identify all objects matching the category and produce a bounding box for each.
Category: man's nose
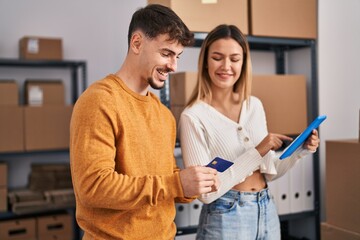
[167,58,177,72]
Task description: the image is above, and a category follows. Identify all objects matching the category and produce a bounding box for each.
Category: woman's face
[207,38,244,91]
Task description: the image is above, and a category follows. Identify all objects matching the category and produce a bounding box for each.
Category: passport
[206,157,234,172]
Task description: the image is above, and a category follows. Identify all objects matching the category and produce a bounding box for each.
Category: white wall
[318,0,360,221]
[1,0,360,233]
[0,0,146,87]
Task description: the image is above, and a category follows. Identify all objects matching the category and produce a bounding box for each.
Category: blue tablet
[279,115,327,160]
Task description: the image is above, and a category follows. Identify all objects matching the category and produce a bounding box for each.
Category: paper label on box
[201,0,217,4]
[27,38,39,54]
[28,86,43,106]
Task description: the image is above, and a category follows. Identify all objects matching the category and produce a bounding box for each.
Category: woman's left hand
[303,129,320,152]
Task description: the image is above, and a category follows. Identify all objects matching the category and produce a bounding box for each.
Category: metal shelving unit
[165,34,320,239]
[0,58,87,103]
[0,58,87,240]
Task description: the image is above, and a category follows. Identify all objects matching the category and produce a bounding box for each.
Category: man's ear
[130,32,142,54]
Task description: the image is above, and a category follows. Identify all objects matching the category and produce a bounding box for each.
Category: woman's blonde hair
[187,24,252,107]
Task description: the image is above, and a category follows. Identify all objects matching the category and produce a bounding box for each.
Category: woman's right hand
[255,133,293,157]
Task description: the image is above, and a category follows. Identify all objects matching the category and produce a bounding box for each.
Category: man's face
[139,34,184,89]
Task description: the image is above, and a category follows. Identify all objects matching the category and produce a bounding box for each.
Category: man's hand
[179,166,219,198]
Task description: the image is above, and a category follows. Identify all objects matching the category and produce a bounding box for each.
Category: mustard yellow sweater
[70,74,190,240]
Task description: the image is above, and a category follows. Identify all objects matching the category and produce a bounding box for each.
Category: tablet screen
[279,115,327,160]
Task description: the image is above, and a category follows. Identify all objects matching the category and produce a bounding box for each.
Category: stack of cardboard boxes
[148,0,317,39]
[0,80,72,153]
[24,80,73,151]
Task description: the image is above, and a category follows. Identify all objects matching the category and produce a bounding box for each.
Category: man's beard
[148,77,165,90]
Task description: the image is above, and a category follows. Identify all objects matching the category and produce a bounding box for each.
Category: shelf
[0,149,69,157]
[0,58,86,240]
[193,33,316,50]
[0,208,72,221]
[0,58,87,103]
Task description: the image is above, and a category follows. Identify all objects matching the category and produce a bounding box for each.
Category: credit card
[206,157,234,172]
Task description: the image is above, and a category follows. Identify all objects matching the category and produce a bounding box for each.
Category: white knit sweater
[179,96,311,204]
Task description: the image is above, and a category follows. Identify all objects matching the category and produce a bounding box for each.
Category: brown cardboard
[19,36,62,60]
[37,214,73,239]
[170,105,186,133]
[326,140,360,233]
[252,75,307,135]
[0,218,37,240]
[250,0,317,39]
[24,105,73,151]
[148,0,248,34]
[0,163,7,187]
[24,80,65,106]
[0,81,19,105]
[169,72,197,106]
[0,106,24,153]
[0,187,7,212]
[321,222,360,240]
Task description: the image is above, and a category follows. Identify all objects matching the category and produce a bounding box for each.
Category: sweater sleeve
[70,88,185,211]
[179,113,263,204]
[264,143,314,182]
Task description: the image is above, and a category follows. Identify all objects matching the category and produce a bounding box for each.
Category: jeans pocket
[207,197,237,214]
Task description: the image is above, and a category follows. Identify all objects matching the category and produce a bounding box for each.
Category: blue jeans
[196,188,280,240]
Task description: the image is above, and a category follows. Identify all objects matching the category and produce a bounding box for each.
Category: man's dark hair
[128,4,194,47]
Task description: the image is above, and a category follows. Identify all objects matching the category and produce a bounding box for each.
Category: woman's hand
[303,129,320,152]
[256,133,293,157]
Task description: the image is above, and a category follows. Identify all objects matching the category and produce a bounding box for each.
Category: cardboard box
[19,36,62,60]
[321,222,360,240]
[169,72,197,106]
[24,80,65,106]
[0,218,36,240]
[37,214,72,240]
[250,0,317,39]
[252,75,307,135]
[0,163,7,187]
[0,187,8,212]
[326,140,360,233]
[148,0,248,34]
[0,106,24,153]
[170,105,186,132]
[24,105,73,151]
[0,81,18,105]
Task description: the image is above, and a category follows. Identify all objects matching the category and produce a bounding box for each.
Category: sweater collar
[109,74,151,102]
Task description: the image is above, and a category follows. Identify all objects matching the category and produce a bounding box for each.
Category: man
[70,4,218,240]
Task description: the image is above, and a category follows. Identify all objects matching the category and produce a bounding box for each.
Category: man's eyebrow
[162,48,183,57]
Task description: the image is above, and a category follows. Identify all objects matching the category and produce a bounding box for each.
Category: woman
[179,24,319,239]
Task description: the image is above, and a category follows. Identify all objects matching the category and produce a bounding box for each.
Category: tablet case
[279,115,327,160]
[206,157,234,172]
